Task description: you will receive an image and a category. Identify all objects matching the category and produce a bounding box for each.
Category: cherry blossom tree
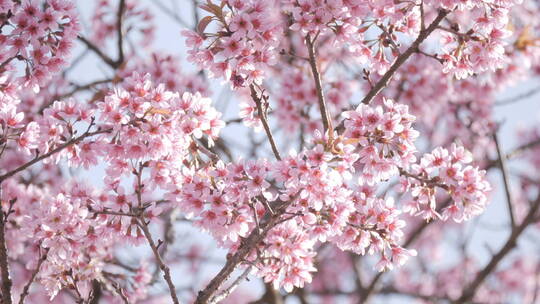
[1,0,540,303]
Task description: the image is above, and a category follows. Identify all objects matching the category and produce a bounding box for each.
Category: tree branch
[379,286,450,302]
[0,127,110,183]
[496,86,540,106]
[116,0,126,66]
[360,199,452,302]
[77,36,117,68]
[209,266,253,304]
[249,85,282,161]
[506,138,540,159]
[195,198,292,304]
[39,78,113,113]
[493,132,516,228]
[455,192,540,303]
[0,207,12,304]
[136,218,180,304]
[360,9,449,105]
[306,34,333,137]
[18,249,48,304]
[151,0,190,28]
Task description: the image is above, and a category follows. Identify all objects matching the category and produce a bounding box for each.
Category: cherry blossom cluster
[174,159,262,245]
[4,0,537,302]
[93,72,223,167]
[175,132,431,291]
[377,55,496,158]
[333,186,417,272]
[183,0,282,88]
[283,0,422,74]
[1,181,106,298]
[75,72,225,242]
[0,78,50,159]
[426,0,533,79]
[23,98,94,164]
[401,144,491,222]
[378,6,540,158]
[0,0,79,87]
[24,192,106,298]
[0,178,156,301]
[90,0,154,48]
[341,99,419,185]
[438,11,512,78]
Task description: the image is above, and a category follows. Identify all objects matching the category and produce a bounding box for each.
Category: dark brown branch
[0,127,110,183]
[210,266,253,304]
[483,137,540,174]
[250,283,283,304]
[131,164,178,304]
[306,34,333,137]
[0,208,12,304]
[493,132,516,228]
[496,86,540,106]
[116,0,126,66]
[78,0,125,71]
[88,280,102,304]
[137,218,180,304]
[0,56,17,72]
[360,9,449,105]
[102,274,129,304]
[18,249,48,304]
[77,36,117,68]
[195,199,291,304]
[455,193,540,303]
[249,85,282,161]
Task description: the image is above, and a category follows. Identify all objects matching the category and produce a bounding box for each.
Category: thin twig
[39,78,113,113]
[455,193,540,303]
[77,36,117,68]
[495,86,540,106]
[493,132,516,228]
[306,34,333,137]
[18,249,49,304]
[360,9,449,105]
[249,85,282,161]
[0,127,110,183]
[133,165,179,304]
[137,218,180,304]
[360,199,452,302]
[209,266,253,304]
[379,286,450,302]
[102,275,129,304]
[195,198,292,304]
[506,138,540,159]
[152,0,190,28]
